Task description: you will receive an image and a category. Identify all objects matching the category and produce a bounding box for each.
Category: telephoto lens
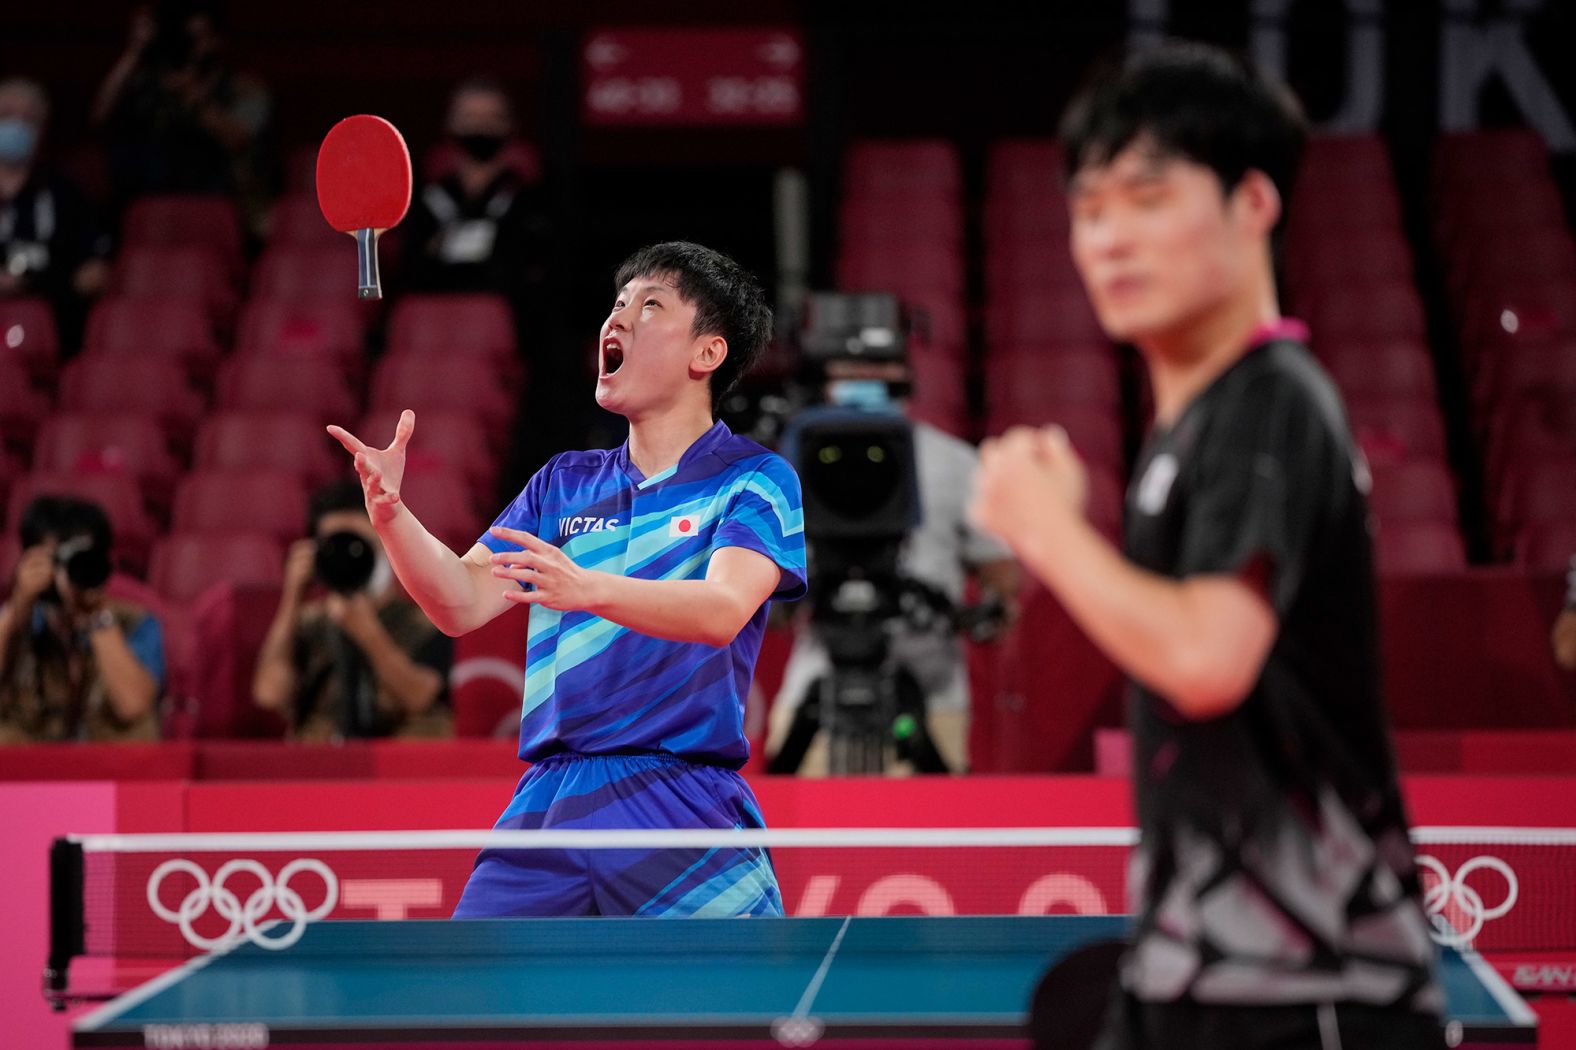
[54,535,112,591]
[314,531,376,595]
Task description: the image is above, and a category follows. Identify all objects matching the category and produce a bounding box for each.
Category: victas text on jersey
[559,516,621,537]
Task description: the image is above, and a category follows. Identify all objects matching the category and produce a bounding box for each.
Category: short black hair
[19,496,113,551]
[1061,41,1307,221]
[613,241,773,414]
[308,479,367,535]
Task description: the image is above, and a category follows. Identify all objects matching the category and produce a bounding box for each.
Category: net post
[44,837,84,1011]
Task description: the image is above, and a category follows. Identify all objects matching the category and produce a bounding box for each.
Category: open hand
[327,410,415,529]
[488,527,604,613]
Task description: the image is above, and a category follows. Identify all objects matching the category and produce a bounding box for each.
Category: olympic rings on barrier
[147,858,339,951]
[1415,854,1518,949]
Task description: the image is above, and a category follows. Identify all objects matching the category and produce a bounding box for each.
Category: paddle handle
[355,227,382,300]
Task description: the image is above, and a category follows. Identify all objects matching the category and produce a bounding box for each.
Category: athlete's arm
[487,526,782,648]
[970,426,1277,720]
[327,411,518,638]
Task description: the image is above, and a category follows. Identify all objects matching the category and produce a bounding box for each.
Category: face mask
[0,119,38,165]
[827,379,892,410]
[455,133,505,163]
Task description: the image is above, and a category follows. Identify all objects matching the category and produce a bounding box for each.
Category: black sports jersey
[1119,334,1442,1011]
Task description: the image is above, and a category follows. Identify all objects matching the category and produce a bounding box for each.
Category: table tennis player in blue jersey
[326,241,806,917]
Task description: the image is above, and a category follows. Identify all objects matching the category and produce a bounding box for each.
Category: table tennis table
[72,916,1537,1048]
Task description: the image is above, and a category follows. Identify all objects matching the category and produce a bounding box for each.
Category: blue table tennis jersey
[480,420,807,769]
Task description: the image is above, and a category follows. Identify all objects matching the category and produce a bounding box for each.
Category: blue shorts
[453,752,784,918]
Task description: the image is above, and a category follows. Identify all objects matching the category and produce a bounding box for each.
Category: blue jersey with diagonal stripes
[481,420,807,768]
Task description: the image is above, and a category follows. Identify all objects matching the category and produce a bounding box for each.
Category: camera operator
[0,496,164,743]
[765,357,1021,775]
[252,480,453,742]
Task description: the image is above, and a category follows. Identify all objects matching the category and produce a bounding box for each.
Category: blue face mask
[827,379,893,410]
[0,119,37,165]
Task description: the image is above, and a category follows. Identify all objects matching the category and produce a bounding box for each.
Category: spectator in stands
[0,496,164,743]
[1551,556,1576,671]
[0,77,113,352]
[765,361,1021,775]
[402,76,546,298]
[253,480,453,741]
[92,2,276,239]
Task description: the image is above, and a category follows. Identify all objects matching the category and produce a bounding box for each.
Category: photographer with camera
[252,480,453,742]
[0,496,164,743]
[764,297,1021,776]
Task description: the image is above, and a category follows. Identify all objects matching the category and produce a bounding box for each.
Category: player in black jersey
[971,42,1446,1050]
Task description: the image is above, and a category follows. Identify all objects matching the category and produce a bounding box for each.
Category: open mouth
[602,339,625,377]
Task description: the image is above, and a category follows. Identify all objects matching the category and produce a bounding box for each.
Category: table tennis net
[46,826,1575,1003]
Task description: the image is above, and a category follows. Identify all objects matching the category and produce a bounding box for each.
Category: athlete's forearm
[583,574,753,648]
[376,506,497,637]
[1010,508,1274,718]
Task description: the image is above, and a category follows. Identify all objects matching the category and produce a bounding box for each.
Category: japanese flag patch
[669,514,700,538]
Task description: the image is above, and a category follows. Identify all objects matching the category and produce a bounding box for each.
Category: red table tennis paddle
[316,114,412,300]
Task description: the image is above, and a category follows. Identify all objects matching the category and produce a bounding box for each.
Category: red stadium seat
[194,411,341,487]
[837,247,965,298]
[0,534,18,584]
[985,139,1065,200]
[906,349,971,439]
[1449,228,1576,298]
[386,294,518,366]
[985,288,1105,346]
[1287,180,1402,233]
[1435,181,1567,253]
[984,347,1120,415]
[60,355,205,444]
[1483,396,1576,489]
[114,245,239,326]
[0,296,61,380]
[1346,399,1449,464]
[172,469,310,546]
[844,139,962,195]
[1461,282,1576,358]
[1514,520,1576,573]
[83,298,219,377]
[983,199,1071,247]
[370,356,515,445]
[5,471,156,571]
[905,293,968,353]
[1323,340,1436,401]
[235,298,367,377]
[32,412,179,507]
[1495,459,1576,531]
[399,467,483,553]
[252,243,362,301]
[1306,281,1427,342]
[122,195,242,272]
[1288,230,1413,289]
[1367,461,1457,525]
[1474,341,1576,412]
[216,356,359,423]
[357,409,496,504]
[983,402,1125,472]
[0,354,51,449]
[1433,129,1549,188]
[840,192,964,247]
[149,532,284,604]
[1301,135,1391,182]
[268,195,345,248]
[984,239,1083,292]
[1373,521,1467,576]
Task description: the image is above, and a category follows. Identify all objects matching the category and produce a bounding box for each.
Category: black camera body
[314,531,376,595]
[53,535,112,593]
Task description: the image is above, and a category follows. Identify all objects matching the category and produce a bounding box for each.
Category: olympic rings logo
[147,858,339,952]
[1415,854,1518,949]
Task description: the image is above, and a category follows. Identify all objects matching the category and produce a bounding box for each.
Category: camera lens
[314,531,375,595]
[55,535,112,591]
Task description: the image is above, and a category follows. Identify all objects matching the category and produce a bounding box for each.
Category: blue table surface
[78,916,1533,1035]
